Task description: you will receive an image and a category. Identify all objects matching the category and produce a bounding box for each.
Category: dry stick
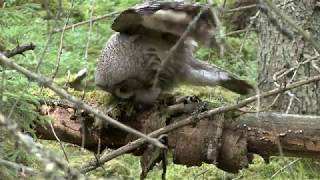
[0,53,165,149]
[225,28,256,36]
[225,4,257,13]
[80,74,320,173]
[51,11,120,34]
[44,99,70,163]
[51,0,74,79]
[269,158,300,180]
[264,0,320,53]
[2,43,36,58]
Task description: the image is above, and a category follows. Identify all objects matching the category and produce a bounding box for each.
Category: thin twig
[80,74,320,173]
[0,53,165,149]
[51,11,120,34]
[193,169,209,180]
[226,28,256,36]
[46,103,70,163]
[225,4,257,13]
[42,1,75,161]
[269,158,300,180]
[51,0,74,79]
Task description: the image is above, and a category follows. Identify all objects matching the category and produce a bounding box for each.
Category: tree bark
[258,0,320,114]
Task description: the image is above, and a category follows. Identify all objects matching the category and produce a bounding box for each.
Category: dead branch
[225,4,257,13]
[51,11,120,34]
[226,28,257,36]
[0,53,165,149]
[2,43,36,58]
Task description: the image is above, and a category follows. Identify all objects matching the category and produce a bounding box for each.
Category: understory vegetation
[0,0,319,179]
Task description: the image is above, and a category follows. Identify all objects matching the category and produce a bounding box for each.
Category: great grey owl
[95,1,253,103]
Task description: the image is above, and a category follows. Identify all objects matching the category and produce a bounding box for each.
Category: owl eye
[114,86,134,99]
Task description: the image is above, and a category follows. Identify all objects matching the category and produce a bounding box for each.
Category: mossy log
[35,96,320,173]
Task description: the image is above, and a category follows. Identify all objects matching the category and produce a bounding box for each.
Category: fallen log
[35,97,320,174]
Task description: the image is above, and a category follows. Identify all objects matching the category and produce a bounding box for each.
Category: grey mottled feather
[111,1,216,47]
[95,32,192,102]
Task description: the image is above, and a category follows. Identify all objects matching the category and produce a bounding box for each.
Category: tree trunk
[258,1,320,114]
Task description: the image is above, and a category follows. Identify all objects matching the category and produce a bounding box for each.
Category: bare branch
[0,53,165,149]
[225,28,256,36]
[51,0,74,79]
[225,4,257,13]
[2,43,36,58]
[51,11,120,34]
[269,159,300,179]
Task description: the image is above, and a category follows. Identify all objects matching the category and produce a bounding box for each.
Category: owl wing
[111,1,217,47]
